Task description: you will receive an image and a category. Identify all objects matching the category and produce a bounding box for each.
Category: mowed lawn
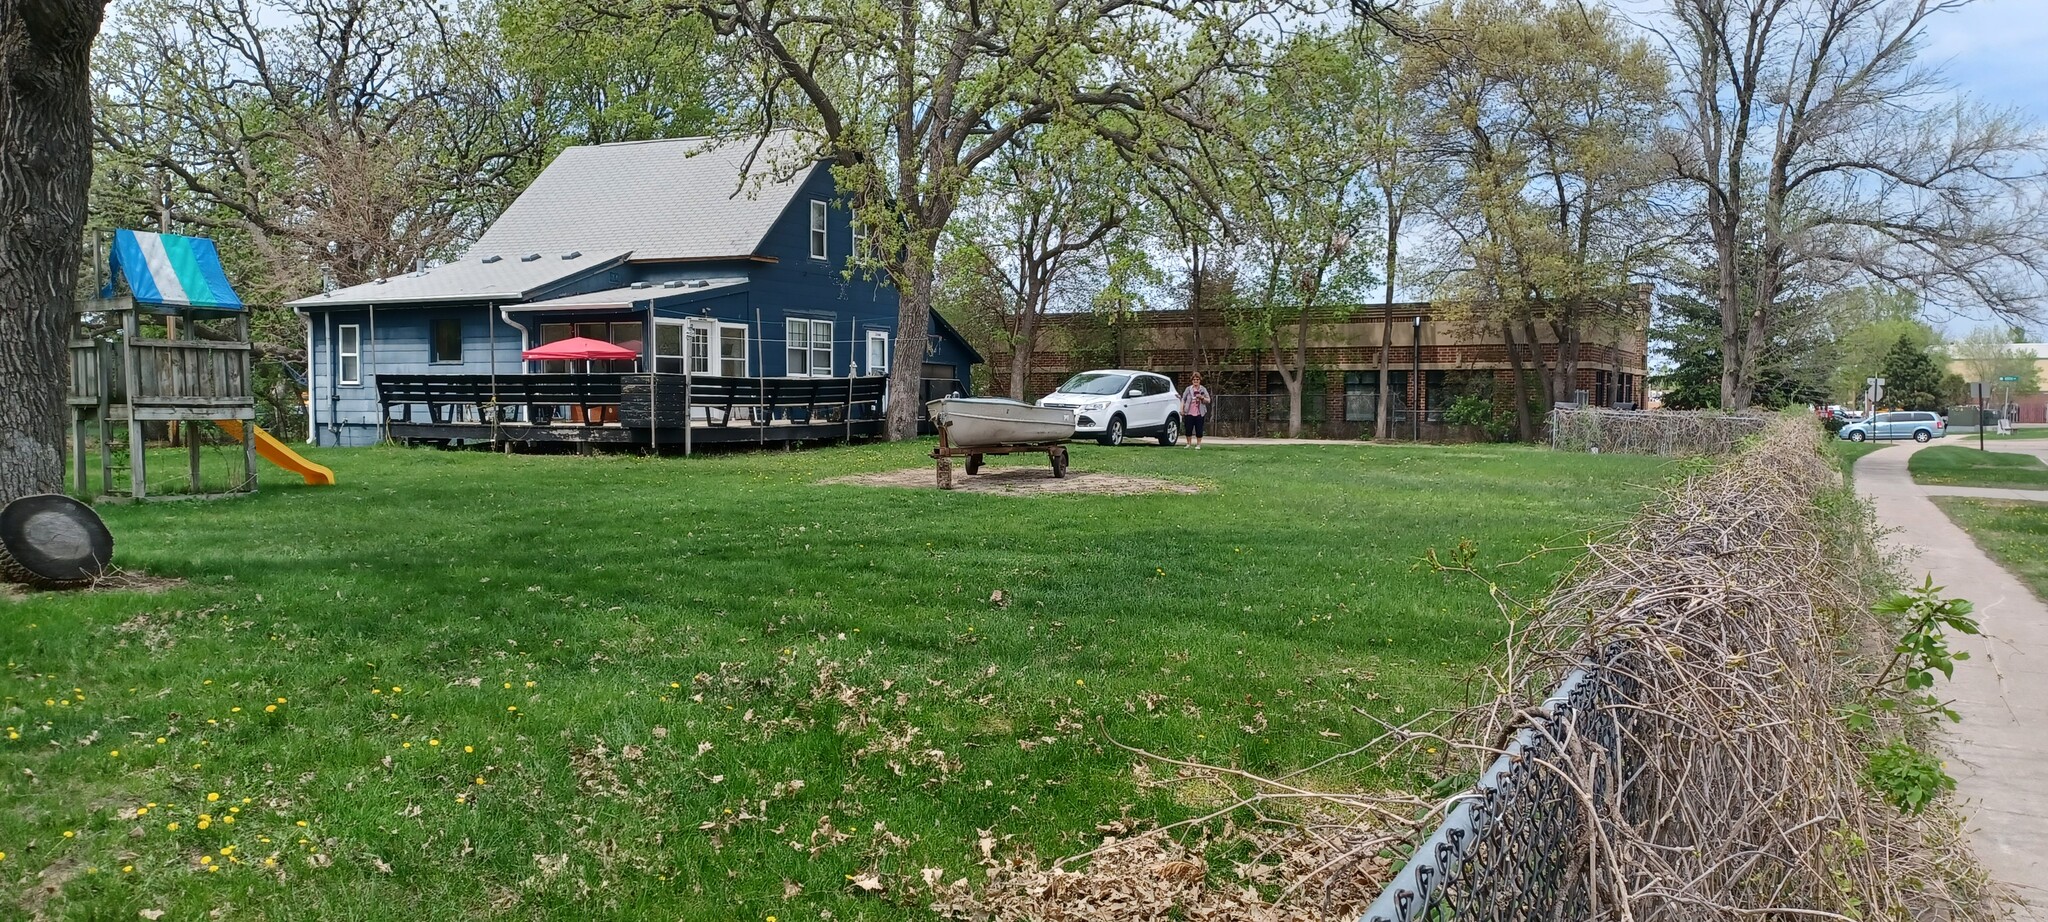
[1932,497,2048,601]
[1908,444,2048,489]
[1,440,1665,920]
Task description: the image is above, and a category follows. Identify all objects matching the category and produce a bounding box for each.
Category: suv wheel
[1915,429,1932,443]
[1158,416,1180,446]
[1849,430,1867,442]
[1099,415,1126,446]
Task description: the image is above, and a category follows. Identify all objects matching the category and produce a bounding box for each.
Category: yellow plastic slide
[212,420,337,486]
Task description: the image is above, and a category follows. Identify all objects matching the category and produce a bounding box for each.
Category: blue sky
[1921,0,2048,120]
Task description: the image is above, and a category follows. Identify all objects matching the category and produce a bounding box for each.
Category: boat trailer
[929,428,1070,490]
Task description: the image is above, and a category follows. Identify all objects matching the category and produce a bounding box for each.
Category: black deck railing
[376,373,899,430]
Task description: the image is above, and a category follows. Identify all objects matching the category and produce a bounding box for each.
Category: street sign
[1971,382,1990,399]
[2001,375,2021,382]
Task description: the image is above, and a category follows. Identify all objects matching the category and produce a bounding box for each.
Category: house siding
[298,161,980,446]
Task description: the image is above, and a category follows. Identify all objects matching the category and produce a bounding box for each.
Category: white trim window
[851,219,870,262]
[718,324,748,377]
[786,318,833,377]
[337,324,362,386]
[809,200,829,260]
[866,330,889,375]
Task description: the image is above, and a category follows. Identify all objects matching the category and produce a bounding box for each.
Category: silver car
[1837,411,1946,442]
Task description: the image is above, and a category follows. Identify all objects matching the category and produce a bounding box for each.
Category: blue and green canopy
[102,229,245,314]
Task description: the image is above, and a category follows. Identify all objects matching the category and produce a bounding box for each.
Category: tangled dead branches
[1549,406,1770,456]
[1448,417,1999,920]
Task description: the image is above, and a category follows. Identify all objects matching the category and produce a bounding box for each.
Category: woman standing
[1181,373,1213,449]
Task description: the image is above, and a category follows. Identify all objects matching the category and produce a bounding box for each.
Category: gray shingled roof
[473,132,818,263]
[289,249,631,307]
[503,278,750,312]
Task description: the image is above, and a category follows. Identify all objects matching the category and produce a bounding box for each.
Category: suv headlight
[1083,401,1110,412]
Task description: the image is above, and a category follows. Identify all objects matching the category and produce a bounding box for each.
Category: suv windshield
[1056,373,1131,396]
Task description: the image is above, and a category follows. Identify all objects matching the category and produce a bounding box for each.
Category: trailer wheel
[966,453,983,475]
[1051,448,1069,478]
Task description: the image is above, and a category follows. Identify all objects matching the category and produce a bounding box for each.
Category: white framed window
[852,219,870,262]
[718,324,748,377]
[687,325,711,374]
[786,318,833,377]
[337,324,361,386]
[809,200,828,260]
[655,320,687,374]
[866,330,889,375]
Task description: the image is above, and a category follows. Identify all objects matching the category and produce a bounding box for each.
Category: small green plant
[1865,739,1954,814]
[1868,576,1980,723]
[1442,395,1519,442]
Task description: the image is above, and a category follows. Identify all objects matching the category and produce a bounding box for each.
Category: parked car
[1035,369,1181,446]
[1837,411,1945,443]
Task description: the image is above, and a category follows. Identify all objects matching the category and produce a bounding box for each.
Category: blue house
[290,132,981,448]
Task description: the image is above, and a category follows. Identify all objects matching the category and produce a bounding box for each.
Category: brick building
[990,300,1651,440]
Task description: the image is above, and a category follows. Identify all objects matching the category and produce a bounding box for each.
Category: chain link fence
[1360,656,1645,922]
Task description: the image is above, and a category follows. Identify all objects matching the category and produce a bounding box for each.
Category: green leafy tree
[1878,336,1946,412]
[1222,26,1383,438]
[1407,0,1667,437]
[697,0,1244,439]
[1947,327,2042,410]
[1826,286,1938,406]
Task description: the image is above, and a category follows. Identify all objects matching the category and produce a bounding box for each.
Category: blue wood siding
[299,162,983,446]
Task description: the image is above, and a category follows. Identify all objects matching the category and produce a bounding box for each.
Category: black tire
[1099,415,1126,446]
[1915,429,1932,443]
[1158,415,1180,446]
[1849,430,1867,442]
[966,454,983,475]
[0,494,114,589]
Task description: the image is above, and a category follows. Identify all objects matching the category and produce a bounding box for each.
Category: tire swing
[0,494,115,590]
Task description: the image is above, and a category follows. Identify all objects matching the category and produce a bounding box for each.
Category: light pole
[1412,315,1422,441]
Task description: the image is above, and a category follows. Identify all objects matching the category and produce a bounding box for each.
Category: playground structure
[69,230,334,500]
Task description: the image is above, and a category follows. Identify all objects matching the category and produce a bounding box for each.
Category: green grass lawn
[1908,445,2048,490]
[2,440,1665,920]
[1932,498,2048,600]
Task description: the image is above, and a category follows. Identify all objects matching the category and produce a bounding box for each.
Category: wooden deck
[376,373,897,450]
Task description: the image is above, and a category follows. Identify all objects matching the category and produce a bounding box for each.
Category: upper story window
[852,219,870,262]
[809,201,828,261]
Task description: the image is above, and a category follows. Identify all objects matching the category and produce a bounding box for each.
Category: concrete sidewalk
[1856,442,2048,917]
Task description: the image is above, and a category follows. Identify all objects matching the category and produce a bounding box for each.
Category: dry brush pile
[937,418,1998,921]
[1549,406,1771,456]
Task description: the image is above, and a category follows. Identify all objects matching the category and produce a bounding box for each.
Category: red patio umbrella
[522,336,640,362]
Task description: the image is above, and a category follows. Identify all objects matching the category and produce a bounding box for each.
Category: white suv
[1036,369,1182,446]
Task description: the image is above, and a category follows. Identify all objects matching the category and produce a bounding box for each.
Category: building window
[852,220,870,262]
[537,321,640,372]
[866,330,889,375]
[1425,370,1449,421]
[718,324,747,377]
[809,201,828,260]
[337,324,361,386]
[1264,372,1326,422]
[1594,369,1613,407]
[688,325,711,374]
[655,321,687,374]
[1342,372,1378,421]
[430,318,462,364]
[787,318,833,376]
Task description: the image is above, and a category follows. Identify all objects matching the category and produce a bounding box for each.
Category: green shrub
[1865,740,1954,814]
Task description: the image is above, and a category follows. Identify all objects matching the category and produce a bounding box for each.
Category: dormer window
[809,200,828,260]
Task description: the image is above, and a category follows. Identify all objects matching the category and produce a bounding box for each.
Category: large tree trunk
[1007,307,1038,401]
[1504,320,1532,441]
[1,0,108,504]
[885,238,938,440]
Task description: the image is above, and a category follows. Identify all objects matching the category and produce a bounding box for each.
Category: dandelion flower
[155,737,166,744]
[197,820,211,831]
[110,749,120,757]
[1076,680,1085,686]
[507,706,517,712]
[428,739,440,747]
[525,681,535,688]
[474,776,486,785]
[62,830,75,839]
[455,794,467,803]
[137,808,149,816]
[200,856,213,865]
[230,707,242,713]
[167,822,180,831]
[463,746,474,754]
[207,793,220,802]
[229,807,239,814]
[221,816,234,825]
[0,852,7,861]
[122,865,133,873]
[265,705,277,713]
[276,698,287,704]
[503,682,511,689]
[295,820,307,828]
[207,865,220,873]
[391,686,402,693]
[263,857,276,867]
[220,847,234,856]
[402,742,412,749]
